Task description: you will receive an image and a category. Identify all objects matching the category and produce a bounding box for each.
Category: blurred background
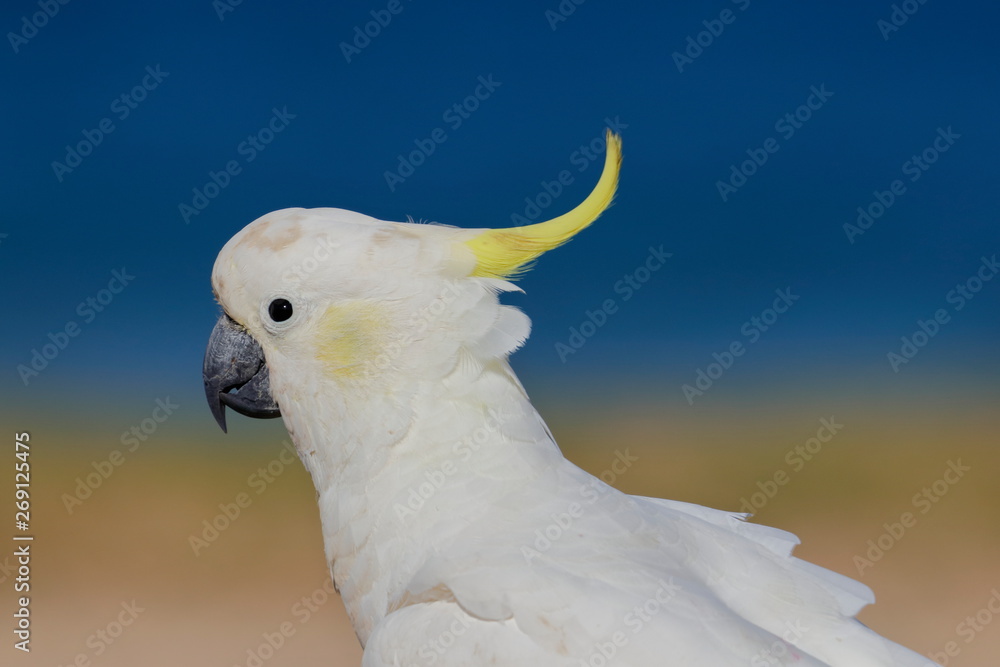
[2,1,999,665]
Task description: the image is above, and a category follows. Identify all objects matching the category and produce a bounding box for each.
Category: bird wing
[364,460,930,666]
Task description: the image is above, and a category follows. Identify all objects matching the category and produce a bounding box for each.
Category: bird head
[203,130,622,433]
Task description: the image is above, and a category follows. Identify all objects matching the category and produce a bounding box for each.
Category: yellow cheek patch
[314,302,388,379]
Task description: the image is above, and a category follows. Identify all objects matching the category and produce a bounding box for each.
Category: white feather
[210,207,931,666]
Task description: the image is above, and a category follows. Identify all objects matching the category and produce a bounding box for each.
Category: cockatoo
[203,131,930,666]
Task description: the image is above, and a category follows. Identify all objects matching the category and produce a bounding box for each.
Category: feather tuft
[465,130,622,279]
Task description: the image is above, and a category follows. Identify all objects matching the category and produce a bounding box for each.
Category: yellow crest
[465,129,622,279]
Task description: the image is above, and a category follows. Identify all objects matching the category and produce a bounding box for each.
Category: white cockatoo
[203,131,930,666]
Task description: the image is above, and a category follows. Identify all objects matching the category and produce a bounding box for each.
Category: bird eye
[268,298,293,322]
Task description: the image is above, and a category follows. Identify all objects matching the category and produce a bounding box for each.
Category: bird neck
[279,355,563,642]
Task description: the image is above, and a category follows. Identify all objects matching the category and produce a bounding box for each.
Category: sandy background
[6,386,998,667]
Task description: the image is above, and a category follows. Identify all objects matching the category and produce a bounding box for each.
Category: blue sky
[3,0,998,420]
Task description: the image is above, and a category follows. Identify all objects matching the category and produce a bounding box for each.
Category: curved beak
[203,314,281,432]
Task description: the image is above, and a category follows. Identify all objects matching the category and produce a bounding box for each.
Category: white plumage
[203,132,930,666]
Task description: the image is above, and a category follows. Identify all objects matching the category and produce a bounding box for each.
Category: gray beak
[203,314,281,432]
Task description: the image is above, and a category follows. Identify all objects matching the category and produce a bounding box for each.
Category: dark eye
[268,298,293,322]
